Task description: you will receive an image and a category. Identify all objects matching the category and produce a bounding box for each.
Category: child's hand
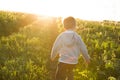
[86,60,90,64]
[51,58,54,61]
[84,60,89,68]
[85,59,90,67]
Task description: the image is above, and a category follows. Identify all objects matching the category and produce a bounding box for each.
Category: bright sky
[0,0,120,21]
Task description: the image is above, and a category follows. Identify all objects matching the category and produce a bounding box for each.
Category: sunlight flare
[0,0,120,21]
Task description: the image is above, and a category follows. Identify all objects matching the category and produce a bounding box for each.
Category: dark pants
[55,62,76,80]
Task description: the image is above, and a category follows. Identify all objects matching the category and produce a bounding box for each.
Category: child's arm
[51,35,62,61]
[78,36,90,64]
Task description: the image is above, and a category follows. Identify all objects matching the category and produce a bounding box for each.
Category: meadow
[0,11,120,80]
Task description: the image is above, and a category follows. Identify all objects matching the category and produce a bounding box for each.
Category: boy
[51,16,90,80]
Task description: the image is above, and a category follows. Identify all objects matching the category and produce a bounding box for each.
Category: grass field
[0,11,120,80]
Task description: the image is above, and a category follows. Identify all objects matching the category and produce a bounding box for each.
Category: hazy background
[0,0,120,21]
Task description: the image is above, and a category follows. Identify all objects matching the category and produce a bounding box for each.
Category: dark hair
[63,16,76,29]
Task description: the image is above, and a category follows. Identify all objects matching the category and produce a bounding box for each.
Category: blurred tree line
[0,11,37,36]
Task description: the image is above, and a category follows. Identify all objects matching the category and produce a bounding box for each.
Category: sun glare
[0,0,120,21]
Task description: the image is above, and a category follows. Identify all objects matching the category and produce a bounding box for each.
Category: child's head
[63,16,76,30]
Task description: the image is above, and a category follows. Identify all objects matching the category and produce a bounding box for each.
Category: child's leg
[55,62,67,80]
[55,62,76,80]
[67,64,76,80]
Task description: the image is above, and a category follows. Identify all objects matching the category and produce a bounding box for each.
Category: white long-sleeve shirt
[51,30,90,64]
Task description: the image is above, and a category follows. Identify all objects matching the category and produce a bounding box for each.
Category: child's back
[51,16,90,80]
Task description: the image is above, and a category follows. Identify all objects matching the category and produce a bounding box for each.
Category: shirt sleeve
[51,34,62,60]
[78,35,90,62]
